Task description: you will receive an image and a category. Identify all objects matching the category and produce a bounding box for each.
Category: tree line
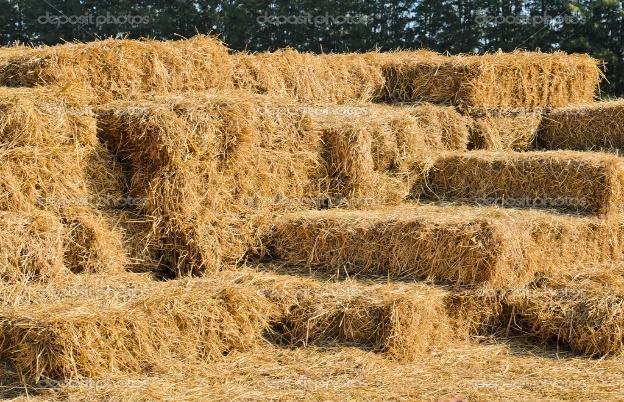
[1,0,623,96]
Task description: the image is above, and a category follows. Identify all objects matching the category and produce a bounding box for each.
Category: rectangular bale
[505,287,624,357]
[423,150,624,217]
[0,279,275,384]
[0,87,96,148]
[382,51,601,109]
[276,281,453,360]
[0,35,232,103]
[0,210,66,282]
[468,109,543,151]
[60,206,128,274]
[214,269,462,359]
[232,51,384,103]
[537,99,624,151]
[232,50,445,104]
[264,204,622,288]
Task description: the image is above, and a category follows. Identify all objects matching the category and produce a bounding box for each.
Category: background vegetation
[1,0,622,95]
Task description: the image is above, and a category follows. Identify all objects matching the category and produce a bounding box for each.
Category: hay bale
[0,278,275,383]
[506,286,624,357]
[0,271,155,308]
[263,204,621,288]
[0,146,91,212]
[0,148,130,274]
[0,35,232,103]
[96,91,468,274]
[0,87,95,148]
[468,109,543,150]
[276,281,453,359]
[537,100,624,151]
[232,49,450,104]
[0,210,66,282]
[0,145,121,213]
[96,93,323,274]
[423,150,624,217]
[0,87,122,212]
[383,51,601,109]
[490,262,624,357]
[60,207,128,274]
[232,50,388,103]
[443,289,507,337]
[210,269,463,359]
[319,119,409,207]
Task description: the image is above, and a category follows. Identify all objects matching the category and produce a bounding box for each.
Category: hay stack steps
[3,34,624,387]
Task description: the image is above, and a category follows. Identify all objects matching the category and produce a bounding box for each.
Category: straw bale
[208,269,463,359]
[319,119,408,207]
[0,210,66,282]
[96,91,468,274]
[0,87,133,274]
[506,286,624,357]
[0,269,457,382]
[0,35,232,103]
[382,51,601,109]
[0,278,275,383]
[468,109,543,150]
[232,50,436,103]
[0,86,95,148]
[232,50,385,103]
[537,99,624,151]
[60,207,128,274]
[423,150,624,216]
[481,263,623,356]
[0,87,122,213]
[264,204,621,288]
[0,147,129,274]
[0,146,90,212]
[276,281,453,359]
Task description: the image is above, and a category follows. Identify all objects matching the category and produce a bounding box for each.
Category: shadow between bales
[0,360,54,399]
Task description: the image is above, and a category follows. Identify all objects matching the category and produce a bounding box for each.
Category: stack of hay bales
[0,87,127,278]
[2,33,624,372]
[0,268,472,384]
[231,48,600,151]
[96,90,470,274]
